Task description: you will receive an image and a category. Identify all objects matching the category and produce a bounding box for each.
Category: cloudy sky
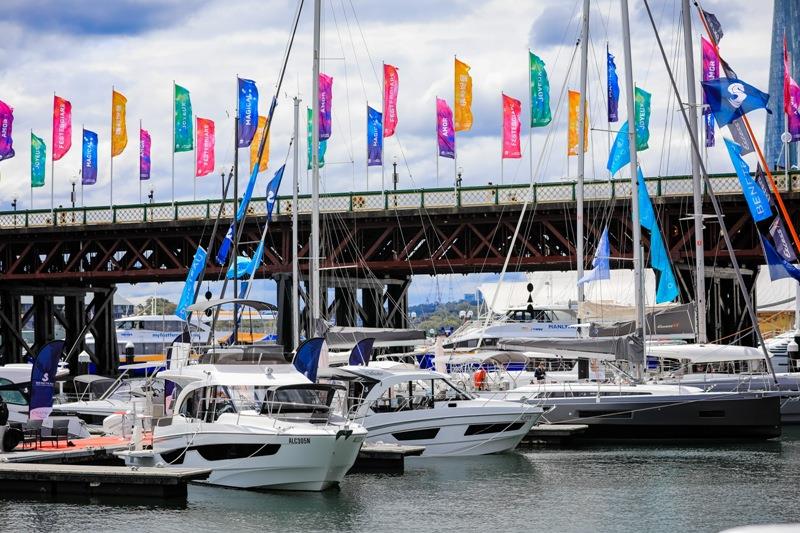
[0,0,776,307]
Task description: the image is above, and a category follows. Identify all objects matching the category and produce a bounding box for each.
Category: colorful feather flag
[111,90,127,157]
[367,105,383,166]
[383,64,399,137]
[307,107,326,170]
[502,94,522,159]
[31,132,46,187]
[436,97,455,159]
[529,52,551,127]
[140,128,151,180]
[52,95,72,161]
[174,84,193,152]
[237,78,259,147]
[0,100,15,161]
[250,116,270,173]
[319,73,333,140]
[454,58,473,132]
[607,47,620,123]
[195,117,215,177]
[567,90,588,156]
[81,129,98,185]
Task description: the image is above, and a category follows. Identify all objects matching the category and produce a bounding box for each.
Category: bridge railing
[0,172,792,229]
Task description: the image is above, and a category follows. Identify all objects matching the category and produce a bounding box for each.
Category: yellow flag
[567,90,588,156]
[454,58,473,132]
[250,116,270,173]
[111,90,127,157]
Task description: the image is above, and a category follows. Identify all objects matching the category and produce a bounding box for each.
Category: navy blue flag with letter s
[29,340,65,420]
[293,337,325,381]
[701,77,771,127]
[265,164,285,222]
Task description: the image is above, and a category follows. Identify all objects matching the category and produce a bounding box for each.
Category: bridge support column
[33,295,54,354]
[334,287,356,327]
[361,288,383,328]
[707,267,757,347]
[63,294,86,374]
[385,278,410,329]
[273,273,292,354]
[0,291,22,364]
[87,287,118,375]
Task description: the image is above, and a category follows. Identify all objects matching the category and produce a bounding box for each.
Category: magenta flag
[195,117,215,177]
[140,128,151,180]
[52,95,72,161]
[319,73,333,141]
[436,97,455,159]
[502,93,522,159]
[784,37,800,141]
[701,37,719,147]
[0,99,14,161]
[383,64,399,137]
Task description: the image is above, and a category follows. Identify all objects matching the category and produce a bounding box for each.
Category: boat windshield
[228,384,336,420]
[368,377,474,413]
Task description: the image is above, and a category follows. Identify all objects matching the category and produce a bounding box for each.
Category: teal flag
[634,87,651,151]
[306,107,326,170]
[637,167,679,303]
[174,84,193,152]
[31,132,46,188]
[529,51,551,127]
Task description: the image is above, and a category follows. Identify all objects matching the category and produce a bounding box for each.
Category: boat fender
[472,369,487,391]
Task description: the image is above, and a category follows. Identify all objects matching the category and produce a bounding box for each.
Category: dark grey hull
[539,393,781,440]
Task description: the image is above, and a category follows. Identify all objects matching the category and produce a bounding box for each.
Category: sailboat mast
[310,0,322,337]
[576,0,590,307]
[292,96,301,350]
[681,0,707,343]
[620,0,645,376]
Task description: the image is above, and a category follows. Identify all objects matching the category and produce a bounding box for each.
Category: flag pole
[51,92,55,214]
[576,0,589,310]
[171,80,175,204]
[139,119,142,204]
[381,61,386,205]
[695,7,800,253]
[232,76,240,341]
[292,96,301,350]
[110,86,114,210]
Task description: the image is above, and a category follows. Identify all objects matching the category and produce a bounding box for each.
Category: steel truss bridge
[0,171,797,373]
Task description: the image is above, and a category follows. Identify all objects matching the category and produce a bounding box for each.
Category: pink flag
[52,95,72,161]
[436,97,455,159]
[701,36,719,147]
[383,64,399,137]
[195,117,215,177]
[319,73,333,140]
[140,128,151,180]
[784,37,800,140]
[502,94,522,159]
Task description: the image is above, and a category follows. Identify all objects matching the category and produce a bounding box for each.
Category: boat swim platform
[522,424,590,446]
[349,443,426,474]
[0,434,151,465]
[0,463,210,499]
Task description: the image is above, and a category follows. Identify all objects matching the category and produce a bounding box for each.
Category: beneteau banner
[383,64,399,137]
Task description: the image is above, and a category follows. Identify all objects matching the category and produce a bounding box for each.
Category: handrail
[0,171,795,229]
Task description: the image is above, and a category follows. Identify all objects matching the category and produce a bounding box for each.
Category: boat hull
[539,393,781,440]
[360,404,541,456]
[142,424,366,491]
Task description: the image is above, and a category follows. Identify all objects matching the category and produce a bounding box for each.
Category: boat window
[118,321,135,330]
[178,386,235,421]
[370,378,473,413]
[227,385,333,419]
[0,378,26,405]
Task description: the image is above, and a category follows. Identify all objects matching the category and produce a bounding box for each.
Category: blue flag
[349,338,375,366]
[29,340,64,420]
[701,77,771,127]
[81,129,98,185]
[237,78,258,147]
[723,138,772,223]
[607,122,630,175]
[293,337,325,381]
[578,227,611,285]
[760,233,800,283]
[637,168,679,303]
[702,10,724,43]
[607,47,619,123]
[175,246,207,320]
[266,164,285,222]
[367,105,383,166]
[216,224,234,265]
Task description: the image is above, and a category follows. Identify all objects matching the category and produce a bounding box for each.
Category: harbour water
[3,428,799,532]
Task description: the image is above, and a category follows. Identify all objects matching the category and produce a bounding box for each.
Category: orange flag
[567,90,588,156]
[250,116,270,173]
[111,90,127,157]
[454,58,473,132]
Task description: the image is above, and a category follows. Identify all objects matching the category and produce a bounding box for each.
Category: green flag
[306,107,326,170]
[529,51,552,127]
[634,87,651,151]
[174,84,193,152]
[31,132,46,188]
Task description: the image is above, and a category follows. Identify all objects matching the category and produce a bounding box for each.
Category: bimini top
[320,365,449,383]
[158,363,311,389]
[186,298,278,316]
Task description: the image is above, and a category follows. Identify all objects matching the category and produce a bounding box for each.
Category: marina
[0,0,799,531]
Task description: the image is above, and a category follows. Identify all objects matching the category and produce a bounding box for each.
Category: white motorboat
[322,365,542,456]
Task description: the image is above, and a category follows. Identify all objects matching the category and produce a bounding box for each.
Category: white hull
[139,418,366,491]
[359,402,540,457]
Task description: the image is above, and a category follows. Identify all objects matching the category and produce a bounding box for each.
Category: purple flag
[701,37,718,148]
[436,97,455,159]
[0,100,15,161]
[140,128,151,180]
[319,73,333,141]
[770,217,797,262]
